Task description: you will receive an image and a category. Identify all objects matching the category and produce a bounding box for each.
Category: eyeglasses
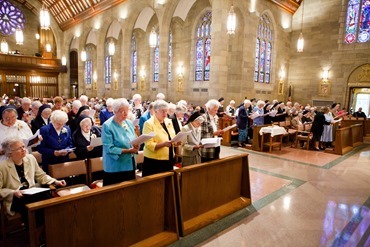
[11,145,26,152]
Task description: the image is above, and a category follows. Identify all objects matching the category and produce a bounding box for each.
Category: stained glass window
[131,35,137,83]
[153,34,159,82]
[85,60,92,84]
[0,0,25,36]
[254,14,273,83]
[345,0,370,43]
[168,31,172,82]
[195,11,212,81]
[105,56,112,84]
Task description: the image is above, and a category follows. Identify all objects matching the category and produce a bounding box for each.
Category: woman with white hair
[102,98,139,186]
[200,99,224,162]
[0,106,35,161]
[252,100,266,126]
[226,100,236,116]
[142,100,177,176]
[0,137,66,225]
[38,110,74,172]
[99,97,114,125]
[132,94,144,119]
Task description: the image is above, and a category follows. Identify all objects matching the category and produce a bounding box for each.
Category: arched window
[345,0,370,44]
[195,11,212,81]
[105,55,112,84]
[85,60,92,84]
[153,33,160,82]
[168,31,172,82]
[254,14,273,83]
[131,35,137,83]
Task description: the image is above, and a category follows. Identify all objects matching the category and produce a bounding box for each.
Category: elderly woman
[200,99,224,162]
[181,111,204,166]
[99,97,114,125]
[142,100,177,176]
[102,98,139,186]
[0,137,66,225]
[170,103,188,134]
[132,94,145,119]
[73,115,102,160]
[252,100,266,126]
[31,104,51,134]
[0,106,35,161]
[38,110,74,172]
[311,107,334,151]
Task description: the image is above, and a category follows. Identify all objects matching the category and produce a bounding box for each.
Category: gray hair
[106,98,114,107]
[256,100,265,107]
[79,117,92,127]
[205,99,220,110]
[154,100,168,111]
[132,94,142,101]
[79,95,88,104]
[175,104,187,114]
[156,93,165,100]
[21,97,31,104]
[244,99,251,107]
[72,100,82,110]
[31,100,42,109]
[112,98,129,113]
[1,136,23,156]
[50,110,68,123]
[2,107,17,117]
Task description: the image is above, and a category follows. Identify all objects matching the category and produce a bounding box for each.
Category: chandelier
[40,4,50,30]
[149,27,157,48]
[227,5,236,35]
[297,0,304,52]
[1,38,8,53]
[15,27,23,45]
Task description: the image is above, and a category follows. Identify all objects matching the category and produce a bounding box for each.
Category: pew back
[27,172,179,247]
[175,154,251,236]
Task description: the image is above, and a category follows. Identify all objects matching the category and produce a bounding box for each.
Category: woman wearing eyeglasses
[0,137,66,226]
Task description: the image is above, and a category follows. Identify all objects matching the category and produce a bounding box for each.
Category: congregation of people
[0,92,368,228]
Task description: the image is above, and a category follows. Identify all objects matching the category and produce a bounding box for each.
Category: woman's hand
[14,190,23,198]
[213,130,224,136]
[54,180,67,187]
[87,145,94,151]
[193,144,203,150]
[54,150,68,156]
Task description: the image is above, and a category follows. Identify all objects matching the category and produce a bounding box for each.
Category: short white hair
[205,99,220,110]
[112,98,129,113]
[22,97,31,104]
[156,93,165,100]
[72,100,82,110]
[177,100,187,106]
[31,100,42,109]
[154,100,168,111]
[257,100,265,107]
[244,99,251,107]
[79,95,88,103]
[175,104,187,114]
[132,94,142,101]
[168,103,176,111]
[230,100,235,105]
[50,110,68,123]
[106,98,114,107]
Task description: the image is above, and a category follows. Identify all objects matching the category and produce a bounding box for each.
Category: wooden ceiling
[14,0,302,31]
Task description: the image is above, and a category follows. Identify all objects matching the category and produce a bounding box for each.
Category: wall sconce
[140,68,146,80]
[139,68,146,91]
[279,69,285,81]
[45,43,52,52]
[176,64,184,92]
[113,71,118,81]
[322,70,329,82]
[15,27,24,45]
[149,27,158,48]
[177,64,184,78]
[81,49,86,62]
[108,39,115,56]
[1,38,9,54]
[93,71,97,90]
[61,56,67,66]
[113,70,119,90]
[35,33,40,40]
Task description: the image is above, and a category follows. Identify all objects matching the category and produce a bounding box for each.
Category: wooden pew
[250,125,268,151]
[174,154,251,236]
[351,124,363,147]
[219,116,237,146]
[27,172,179,247]
[333,124,363,155]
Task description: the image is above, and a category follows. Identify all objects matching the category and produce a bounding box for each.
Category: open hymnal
[250,111,260,119]
[23,129,40,147]
[21,187,50,195]
[90,137,102,147]
[201,137,222,148]
[171,130,192,143]
[130,132,156,146]
[222,124,237,132]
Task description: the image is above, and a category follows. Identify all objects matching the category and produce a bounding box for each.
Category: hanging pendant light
[108,39,115,56]
[81,49,86,62]
[149,27,157,48]
[40,4,51,30]
[1,38,9,53]
[15,27,24,45]
[227,5,236,35]
[297,0,305,52]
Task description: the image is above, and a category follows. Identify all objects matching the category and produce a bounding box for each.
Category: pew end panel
[27,172,179,247]
[175,154,251,236]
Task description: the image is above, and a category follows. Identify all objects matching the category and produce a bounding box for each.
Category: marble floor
[170,144,370,247]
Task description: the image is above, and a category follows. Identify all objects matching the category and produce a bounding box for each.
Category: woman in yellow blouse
[142,100,176,177]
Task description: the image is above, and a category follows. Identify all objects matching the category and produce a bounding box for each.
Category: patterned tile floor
[170,144,370,247]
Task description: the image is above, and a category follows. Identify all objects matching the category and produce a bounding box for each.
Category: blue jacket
[102,117,137,172]
[38,123,74,171]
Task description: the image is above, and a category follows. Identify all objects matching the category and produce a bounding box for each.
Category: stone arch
[346,64,370,114]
